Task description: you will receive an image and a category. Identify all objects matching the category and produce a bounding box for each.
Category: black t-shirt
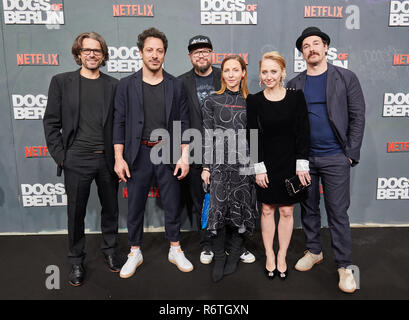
[70,75,105,152]
[195,72,214,108]
[142,80,166,141]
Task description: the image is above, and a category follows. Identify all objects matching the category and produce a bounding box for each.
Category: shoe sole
[200,259,213,265]
[168,258,194,272]
[68,281,83,287]
[119,258,143,279]
[104,259,121,273]
[240,257,256,264]
[294,258,324,272]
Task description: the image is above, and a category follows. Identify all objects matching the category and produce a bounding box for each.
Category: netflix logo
[387,141,409,152]
[122,187,160,199]
[17,53,59,66]
[113,3,154,17]
[304,5,344,18]
[393,53,409,65]
[25,146,49,158]
[303,4,360,30]
[212,52,249,65]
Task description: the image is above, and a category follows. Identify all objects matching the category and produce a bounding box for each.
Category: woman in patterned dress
[201,55,257,282]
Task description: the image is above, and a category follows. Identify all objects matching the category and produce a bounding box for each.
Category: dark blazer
[287,63,365,166]
[177,67,221,133]
[43,69,119,176]
[113,69,190,168]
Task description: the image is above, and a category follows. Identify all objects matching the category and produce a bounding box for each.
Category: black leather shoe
[104,254,122,273]
[265,268,276,280]
[69,264,85,286]
[277,269,288,281]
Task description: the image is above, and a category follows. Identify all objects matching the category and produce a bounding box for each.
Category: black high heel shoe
[264,268,276,280]
[277,268,288,281]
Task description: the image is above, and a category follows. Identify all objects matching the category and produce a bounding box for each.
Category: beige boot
[338,267,357,293]
[295,250,323,271]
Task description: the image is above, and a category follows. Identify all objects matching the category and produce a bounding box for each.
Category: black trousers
[181,165,211,251]
[300,152,352,268]
[63,150,119,265]
[126,145,181,246]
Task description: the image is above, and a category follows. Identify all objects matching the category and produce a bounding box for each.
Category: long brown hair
[215,55,249,98]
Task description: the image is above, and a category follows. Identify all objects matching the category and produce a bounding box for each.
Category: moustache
[308,52,319,58]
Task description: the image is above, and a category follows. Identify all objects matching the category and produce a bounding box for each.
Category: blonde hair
[215,55,249,99]
[259,51,287,86]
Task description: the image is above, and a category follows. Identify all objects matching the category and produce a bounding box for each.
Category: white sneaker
[120,249,143,279]
[168,246,194,272]
[295,250,324,271]
[200,250,214,264]
[338,267,357,293]
[240,250,256,263]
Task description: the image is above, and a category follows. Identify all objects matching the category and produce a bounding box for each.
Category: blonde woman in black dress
[246,52,310,280]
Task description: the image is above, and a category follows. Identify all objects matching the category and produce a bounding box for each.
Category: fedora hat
[296,27,330,52]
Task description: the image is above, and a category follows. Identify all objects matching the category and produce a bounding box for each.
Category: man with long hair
[43,32,121,286]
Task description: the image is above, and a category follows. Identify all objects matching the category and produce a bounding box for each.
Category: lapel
[100,72,111,127]
[326,63,338,120]
[186,69,202,117]
[133,69,144,118]
[67,69,81,133]
[163,70,173,126]
[296,71,307,91]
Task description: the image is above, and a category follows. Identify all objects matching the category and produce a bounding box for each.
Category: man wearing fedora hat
[287,27,365,293]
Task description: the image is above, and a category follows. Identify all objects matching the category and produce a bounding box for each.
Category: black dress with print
[246,89,310,205]
[202,90,257,234]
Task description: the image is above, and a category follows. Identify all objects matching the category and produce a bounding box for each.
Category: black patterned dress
[202,89,257,234]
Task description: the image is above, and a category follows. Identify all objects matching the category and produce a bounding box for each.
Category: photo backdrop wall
[0,0,408,234]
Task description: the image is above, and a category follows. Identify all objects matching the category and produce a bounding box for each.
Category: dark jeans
[63,150,119,265]
[300,152,352,268]
[126,145,181,246]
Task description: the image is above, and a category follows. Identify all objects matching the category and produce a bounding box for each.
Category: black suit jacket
[287,63,365,166]
[178,67,221,133]
[43,69,119,176]
[113,69,190,168]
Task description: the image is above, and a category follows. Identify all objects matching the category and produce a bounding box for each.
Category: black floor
[0,227,408,300]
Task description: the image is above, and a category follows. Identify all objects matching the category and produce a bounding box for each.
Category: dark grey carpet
[0,227,408,300]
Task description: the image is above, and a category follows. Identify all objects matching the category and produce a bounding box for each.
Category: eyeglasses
[191,49,212,58]
[80,48,103,56]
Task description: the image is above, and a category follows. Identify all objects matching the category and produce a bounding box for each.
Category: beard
[143,59,163,73]
[82,59,102,71]
[194,61,211,74]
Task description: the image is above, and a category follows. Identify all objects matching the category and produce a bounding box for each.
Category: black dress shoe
[104,254,122,273]
[277,269,288,281]
[265,268,276,280]
[69,264,85,286]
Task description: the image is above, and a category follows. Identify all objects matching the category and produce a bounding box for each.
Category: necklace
[263,87,286,102]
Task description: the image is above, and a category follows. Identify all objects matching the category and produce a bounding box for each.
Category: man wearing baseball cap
[287,27,365,293]
[178,35,256,265]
